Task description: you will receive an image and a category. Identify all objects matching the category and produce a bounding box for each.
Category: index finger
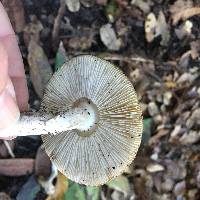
[0,2,28,111]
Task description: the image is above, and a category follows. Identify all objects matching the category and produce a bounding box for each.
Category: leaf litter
[0,0,200,199]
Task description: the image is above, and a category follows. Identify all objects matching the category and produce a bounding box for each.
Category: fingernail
[0,90,20,129]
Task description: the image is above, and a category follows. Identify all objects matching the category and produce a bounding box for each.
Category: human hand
[0,2,29,139]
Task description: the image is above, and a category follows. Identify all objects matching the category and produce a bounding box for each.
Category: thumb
[0,43,20,130]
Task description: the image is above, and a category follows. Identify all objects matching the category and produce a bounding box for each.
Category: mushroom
[1,55,143,186]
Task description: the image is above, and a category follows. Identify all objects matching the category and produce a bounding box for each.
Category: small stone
[148,102,159,116]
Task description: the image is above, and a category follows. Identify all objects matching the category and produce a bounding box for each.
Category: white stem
[0,99,98,138]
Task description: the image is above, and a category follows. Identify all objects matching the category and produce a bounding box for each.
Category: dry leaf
[157,11,170,46]
[23,18,43,47]
[100,23,121,50]
[96,0,108,5]
[68,36,93,50]
[52,0,66,49]
[175,20,193,39]
[28,39,53,98]
[190,40,200,59]
[186,108,200,128]
[80,0,94,7]
[149,129,169,145]
[65,0,80,12]
[131,0,152,14]
[173,181,186,197]
[177,72,197,84]
[145,13,157,42]
[170,0,200,24]
[170,0,193,16]
[179,131,200,145]
[145,12,170,45]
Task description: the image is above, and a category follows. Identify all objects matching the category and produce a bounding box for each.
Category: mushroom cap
[41,55,143,186]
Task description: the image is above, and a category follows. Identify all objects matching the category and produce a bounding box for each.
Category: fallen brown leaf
[28,39,53,98]
[52,0,66,50]
[172,7,200,25]
[170,0,200,24]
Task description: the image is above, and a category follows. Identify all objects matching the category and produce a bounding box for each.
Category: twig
[3,141,15,158]
[0,159,34,176]
[52,0,66,51]
[67,52,154,64]
[104,55,154,64]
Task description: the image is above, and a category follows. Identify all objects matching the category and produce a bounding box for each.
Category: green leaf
[105,0,118,19]
[106,175,130,195]
[63,181,86,200]
[86,186,100,200]
[55,41,67,71]
[142,118,153,144]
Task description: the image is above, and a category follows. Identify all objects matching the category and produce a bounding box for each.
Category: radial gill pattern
[41,55,143,186]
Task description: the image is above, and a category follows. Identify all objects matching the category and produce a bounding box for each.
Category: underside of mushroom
[41,55,143,186]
